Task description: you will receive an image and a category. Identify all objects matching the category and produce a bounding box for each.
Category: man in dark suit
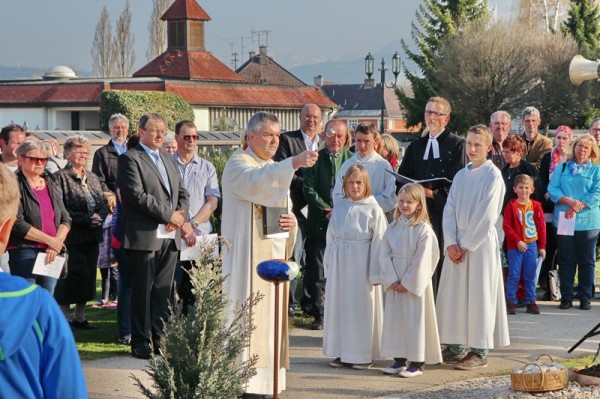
[117,113,189,359]
[93,113,129,193]
[398,97,467,298]
[303,119,352,330]
[274,103,322,316]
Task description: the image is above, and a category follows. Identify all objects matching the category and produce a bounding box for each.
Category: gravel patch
[378,376,600,399]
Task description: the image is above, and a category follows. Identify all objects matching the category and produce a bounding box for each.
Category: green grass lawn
[72,271,129,361]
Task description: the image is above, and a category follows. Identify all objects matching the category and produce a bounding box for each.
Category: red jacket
[503,199,546,251]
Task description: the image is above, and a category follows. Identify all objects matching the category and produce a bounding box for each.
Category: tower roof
[161,0,211,21]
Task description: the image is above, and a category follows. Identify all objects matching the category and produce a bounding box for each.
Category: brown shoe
[526,302,540,314]
[454,351,488,370]
[441,347,466,363]
[507,301,517,315]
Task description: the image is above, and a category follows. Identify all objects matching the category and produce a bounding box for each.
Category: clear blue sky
[1,0,514,78]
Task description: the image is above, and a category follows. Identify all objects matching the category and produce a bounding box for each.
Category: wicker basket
[511,354,568,392]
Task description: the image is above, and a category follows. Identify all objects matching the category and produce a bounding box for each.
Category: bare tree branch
[146,0,172,62]
[90,7,115,78]
[114,1,136,78]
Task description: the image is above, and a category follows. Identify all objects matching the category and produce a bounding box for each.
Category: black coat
[92,139,120,193]
[274,130,312,221]
[54,167,108,245]
[10,170,72,248]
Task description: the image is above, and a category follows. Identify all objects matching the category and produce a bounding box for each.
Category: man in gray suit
[117,113,189,359]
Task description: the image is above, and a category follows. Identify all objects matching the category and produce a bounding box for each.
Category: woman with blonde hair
[548,134,600,310]
[379,133,401,172]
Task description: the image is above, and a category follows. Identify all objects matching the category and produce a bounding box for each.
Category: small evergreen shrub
[133,242,260,399]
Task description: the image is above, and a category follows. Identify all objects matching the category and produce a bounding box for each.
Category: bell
[569,55,600,85]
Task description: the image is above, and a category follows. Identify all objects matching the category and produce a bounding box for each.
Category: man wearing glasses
[397,96,467,298]
[173,120,220,312]
[589,118,600,145]
[118,113,189,359]
[302,119,352,330]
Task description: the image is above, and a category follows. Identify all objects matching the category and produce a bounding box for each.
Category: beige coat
[221,148,296,395]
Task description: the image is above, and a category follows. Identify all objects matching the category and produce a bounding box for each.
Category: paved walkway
[84,299,600,398]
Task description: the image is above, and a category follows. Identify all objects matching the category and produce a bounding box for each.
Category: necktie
[150,151,172,199]
[423,135,440,160]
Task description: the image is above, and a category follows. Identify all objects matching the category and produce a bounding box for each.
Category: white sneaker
[399,366,423,378]
[383,361,407,375]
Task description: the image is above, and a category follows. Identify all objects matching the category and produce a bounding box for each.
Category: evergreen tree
[133,243,260,399]
[562,0,600,59]
[397,0,488,129]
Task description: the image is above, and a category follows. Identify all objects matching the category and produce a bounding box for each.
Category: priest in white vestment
[332,122,396,213]
[436,125,510,371]
[221,111,318,396]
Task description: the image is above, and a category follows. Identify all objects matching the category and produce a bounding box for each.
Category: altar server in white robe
[221,111,318,396]
[436,125,510,371]
[332,122,396,214]
[323,164,387,369]
[380,183,442,378]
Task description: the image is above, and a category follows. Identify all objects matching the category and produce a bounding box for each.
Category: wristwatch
[190,220,200,230]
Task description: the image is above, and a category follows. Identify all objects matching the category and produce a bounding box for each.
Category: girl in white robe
[323,164,387,369]
[380,183,442,378]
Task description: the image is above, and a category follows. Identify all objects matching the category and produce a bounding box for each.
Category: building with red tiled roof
[236,46,305,86]
[0,0,336,132]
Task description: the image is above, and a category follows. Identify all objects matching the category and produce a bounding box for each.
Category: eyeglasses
[73,151,89,156]
[425,110,448,117]
[325,128,346,139]
[23,156,48,165]
[181,135,199,141]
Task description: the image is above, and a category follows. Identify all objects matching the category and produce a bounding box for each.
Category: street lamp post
[364,52,401,133]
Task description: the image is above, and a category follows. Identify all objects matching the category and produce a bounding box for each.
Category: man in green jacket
[302,119,353,330]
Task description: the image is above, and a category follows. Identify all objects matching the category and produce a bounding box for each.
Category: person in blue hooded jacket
[0,163,87,399]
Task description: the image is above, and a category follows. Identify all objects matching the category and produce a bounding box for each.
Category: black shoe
[559,300,572,309]
[580,300,591,310]
[310,318,323,330]
[70,319,98,330]
[118,336,131,346]
[539,292,551,301]
[132,345,151,359]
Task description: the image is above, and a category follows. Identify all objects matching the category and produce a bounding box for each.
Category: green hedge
[99,90,194,132]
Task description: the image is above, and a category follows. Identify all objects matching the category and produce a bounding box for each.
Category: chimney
[259,45,268,65]
[249,50,256,60]
[363,79,375,88]
[314,75,324,87]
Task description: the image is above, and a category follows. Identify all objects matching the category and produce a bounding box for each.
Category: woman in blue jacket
[548,134,600,310]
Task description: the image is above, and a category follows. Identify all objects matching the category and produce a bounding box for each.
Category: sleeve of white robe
[225,151,296,207]
[442,177,459,251]
[401,225,440,297]
[457,173,505,252]
[323,218,335,278]
[373,164,398,213]
[368,207,388,285]
[379,227,397,291]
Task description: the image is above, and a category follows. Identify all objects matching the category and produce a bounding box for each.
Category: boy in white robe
[436,125,510,371]
[332,122,396,214]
